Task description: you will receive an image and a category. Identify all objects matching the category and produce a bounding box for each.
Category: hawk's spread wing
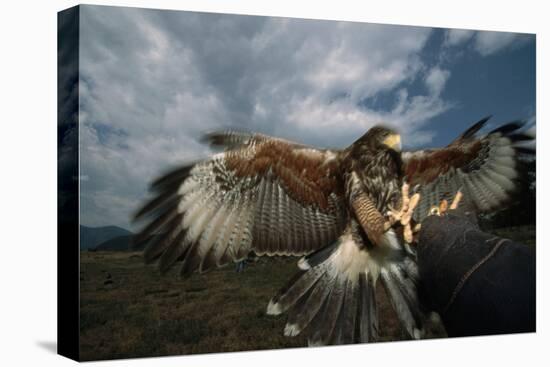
[133,132,348,276]
[402,116,534,222]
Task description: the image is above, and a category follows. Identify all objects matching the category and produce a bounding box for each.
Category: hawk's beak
[383,134,402,152]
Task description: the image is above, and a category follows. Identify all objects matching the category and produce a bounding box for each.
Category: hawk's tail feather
[297,242,339,270]
[358,272,379,343]
[306,274,349,345]
[379,257,425,339]
[267,235,379,345]
[308,271,379,345]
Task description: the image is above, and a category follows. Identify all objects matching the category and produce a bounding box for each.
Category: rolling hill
[80,225,132,250]
[95,235,134,251]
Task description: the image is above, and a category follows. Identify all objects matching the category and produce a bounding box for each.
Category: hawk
[133,116,533,345]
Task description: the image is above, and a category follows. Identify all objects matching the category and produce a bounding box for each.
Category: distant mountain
[95,235,134,251]
[80,225,132,250]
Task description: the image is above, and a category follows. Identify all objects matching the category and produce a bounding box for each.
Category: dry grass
[79,252,445,361]
[79,225,534,361]
[492,225,536,246]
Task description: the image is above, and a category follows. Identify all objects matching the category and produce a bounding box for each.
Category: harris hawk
[133,116,533,345]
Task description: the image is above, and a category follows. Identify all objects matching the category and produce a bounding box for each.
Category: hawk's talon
[387,182,421,244]
[439,199,448,214]
[407,223,422,243]
[401,193,420,226]
[450,190,463,210]
[428,190,463,217]
[386,182,411,224]
[402,192,420,243]
[404,224,414,243]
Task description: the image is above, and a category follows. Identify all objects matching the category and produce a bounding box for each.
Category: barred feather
[269,221,421,345]
[404,117,534,222]
[133,136,347,277]
[379,258,424,339]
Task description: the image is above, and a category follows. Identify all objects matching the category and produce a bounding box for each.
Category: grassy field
[80,253,440,360]
[79,225,534,361]
[491,225,536,246]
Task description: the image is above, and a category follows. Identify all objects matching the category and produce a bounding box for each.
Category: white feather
[177,188,203,214]
[184,191,219,242]
[491,145,516,158]
[486,162,517,179]
[231,201,253,259]
[266,299,282,315]
[486,170,515,191]
[469,174,493,210]
[329,233,381,283]
[177,177,200,196]
[297,257,311,270]
[226,198,250,260]
[477,171,507,202]
[197,201,228,259]
[212,202,241,266]
[284,323,301,337]
[491,136,512,147]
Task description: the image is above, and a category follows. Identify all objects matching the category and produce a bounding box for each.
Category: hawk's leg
[347,171,395,246]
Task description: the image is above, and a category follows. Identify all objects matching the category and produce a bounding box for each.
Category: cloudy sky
[77,5,535,230]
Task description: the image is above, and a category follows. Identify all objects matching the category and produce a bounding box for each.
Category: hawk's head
[353,126,402,153]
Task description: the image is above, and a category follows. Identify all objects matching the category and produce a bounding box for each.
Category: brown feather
[403,118,533,221]
[404,141,483,185]
[225,141,342,211]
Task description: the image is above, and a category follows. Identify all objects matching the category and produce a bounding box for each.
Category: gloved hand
[416,211,535,337]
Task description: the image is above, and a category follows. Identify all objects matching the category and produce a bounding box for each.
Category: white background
[0,0,547,366]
